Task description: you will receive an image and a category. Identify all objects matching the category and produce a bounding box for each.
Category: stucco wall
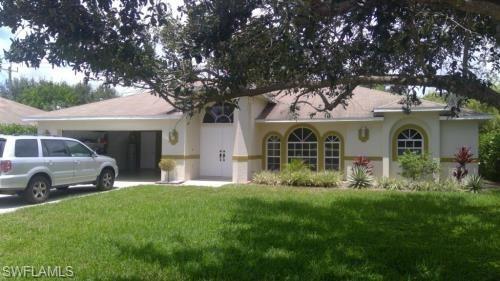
[37,109,481,183]
[382,112,441,177]
[440,119,480,178]
[254,112,480,180]
[255,120,386,177]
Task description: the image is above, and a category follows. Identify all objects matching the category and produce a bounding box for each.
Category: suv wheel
[24,176,51,204]
[97,169,115,191]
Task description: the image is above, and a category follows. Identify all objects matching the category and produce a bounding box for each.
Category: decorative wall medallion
[358,126,369,142]
[168,129,179,145]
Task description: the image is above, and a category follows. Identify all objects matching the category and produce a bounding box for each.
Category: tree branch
[222,75,500,107]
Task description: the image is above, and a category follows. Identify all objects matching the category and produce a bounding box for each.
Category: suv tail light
[0,160,12,173]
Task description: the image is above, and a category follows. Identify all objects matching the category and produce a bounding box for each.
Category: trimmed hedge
[0,123,37,135]
[479,129,500,182]
[252,170,343,188]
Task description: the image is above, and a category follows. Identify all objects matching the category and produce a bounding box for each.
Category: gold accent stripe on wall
[440,157,478,163]
[233,155,263,161]
[344,156,383,161]
[161,155,200,160]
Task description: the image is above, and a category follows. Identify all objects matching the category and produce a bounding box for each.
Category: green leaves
[0,123,36,135]
[398,151,439,181]
[0,0,499,113]
[479,129,500,182]
[0,78,117,111]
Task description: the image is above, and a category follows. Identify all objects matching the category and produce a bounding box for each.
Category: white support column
[232,97,252,183]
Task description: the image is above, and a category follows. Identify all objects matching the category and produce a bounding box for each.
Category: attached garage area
[62,130,162,179]
[24,93,186,182]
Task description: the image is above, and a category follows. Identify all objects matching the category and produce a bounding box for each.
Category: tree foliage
[0,0,499,114]
[0,78,117,110]
[0,123,37,135]
[479,130,500,182]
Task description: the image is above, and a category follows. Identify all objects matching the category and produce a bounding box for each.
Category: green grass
[0,185,499,281]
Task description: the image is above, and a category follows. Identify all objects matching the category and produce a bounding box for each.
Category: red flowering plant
[453,146,475,182]
[352,156,374,175]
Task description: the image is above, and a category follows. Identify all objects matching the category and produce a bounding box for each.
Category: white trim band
[23,115,183,121]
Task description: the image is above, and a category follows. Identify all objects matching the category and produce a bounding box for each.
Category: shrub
[158,159,176,182]
[281,169,314,187]
[464,174,483,193]
[0,123,37,135]
[252,169,342,187]
[352,156,374,174]
[453,146,474,182]
[377,177,460,192]
[409,179,459,192]
[479,129,500,182]
[252,171,281,186]
[283,159,310,173]
[377,177,407,191]
[348,166,374,189]
[398,151,439,180]
[311,171,343,188]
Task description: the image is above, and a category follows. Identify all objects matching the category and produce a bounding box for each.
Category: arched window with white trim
[266,135,281,171]
[203,103,234,123]
[324,135,341,171]
[287,127,318,170]
[396,128,424,156]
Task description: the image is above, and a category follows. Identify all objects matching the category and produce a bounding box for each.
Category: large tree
[0,0,499,114]
[0,78,117,110]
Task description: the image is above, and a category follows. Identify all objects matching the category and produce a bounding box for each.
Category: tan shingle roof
[27,92,180,120]
[0,97,45,125]
[257,86,447,121]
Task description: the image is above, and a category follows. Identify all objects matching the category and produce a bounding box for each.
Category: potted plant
[158,159,176,183]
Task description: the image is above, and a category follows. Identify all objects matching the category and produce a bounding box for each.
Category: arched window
[324,135,341,171]
[287,127,318,170]
[266,135,281,171]
[396,128,424,156]
[203,103,234,123]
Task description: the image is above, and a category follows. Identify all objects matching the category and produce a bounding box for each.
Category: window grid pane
[287,128,318,170]
[397,129,424,156]
[267,136,281,171]
[324,135,341,171]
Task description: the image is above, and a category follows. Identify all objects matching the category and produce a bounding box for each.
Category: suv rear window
[15,139,39,157]
[0,139,5,157]
[42,140,70,157]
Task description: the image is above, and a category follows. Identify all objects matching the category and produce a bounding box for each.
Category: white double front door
[200,124,234,178]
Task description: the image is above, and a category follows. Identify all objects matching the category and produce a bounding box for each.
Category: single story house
[25,86,489,182]
[0,96,45,125]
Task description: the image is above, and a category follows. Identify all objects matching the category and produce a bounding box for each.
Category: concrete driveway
[0,180,154,215]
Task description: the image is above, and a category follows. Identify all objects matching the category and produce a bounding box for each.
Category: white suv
[0,135,118,203]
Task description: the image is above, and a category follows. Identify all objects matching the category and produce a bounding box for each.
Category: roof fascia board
[255,117,384,123]
[373,108,447,113]
[24,115,183,122]
[439,115,492,121]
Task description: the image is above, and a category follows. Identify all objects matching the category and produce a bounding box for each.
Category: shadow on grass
[115,192,500,281]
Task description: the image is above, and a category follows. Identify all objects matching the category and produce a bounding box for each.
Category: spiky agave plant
[348,166,374,189]
[464,174,484,193]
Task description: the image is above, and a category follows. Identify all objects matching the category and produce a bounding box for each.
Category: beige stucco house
[25,86,489,182]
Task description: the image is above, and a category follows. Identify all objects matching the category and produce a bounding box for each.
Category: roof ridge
[44,91,151,114]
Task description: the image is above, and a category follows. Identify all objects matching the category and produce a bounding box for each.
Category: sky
[0,0,183,96]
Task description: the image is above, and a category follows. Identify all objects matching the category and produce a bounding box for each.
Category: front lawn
[0,186,499,280]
